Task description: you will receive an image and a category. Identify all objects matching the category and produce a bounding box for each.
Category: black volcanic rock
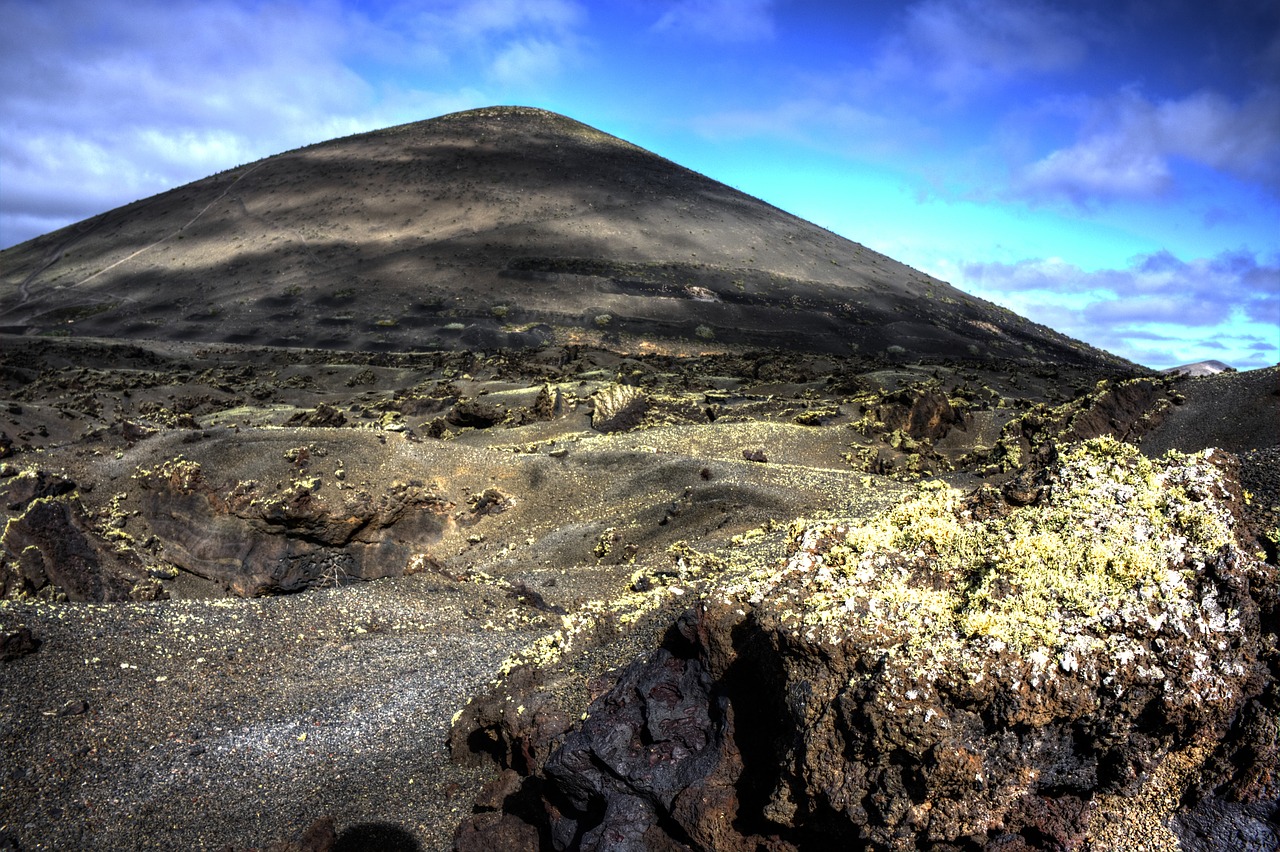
[454,439,1279,851]
[0,626,40,661]
[0,106,1126,368]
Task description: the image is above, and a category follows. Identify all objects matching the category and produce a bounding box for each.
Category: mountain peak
[0,107,1128,369]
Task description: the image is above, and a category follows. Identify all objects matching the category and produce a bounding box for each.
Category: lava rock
[448,399,507,429]
[0,627,40,661]
[591,385,647,433]
[458,440,1278,851]
[285,403,347,428]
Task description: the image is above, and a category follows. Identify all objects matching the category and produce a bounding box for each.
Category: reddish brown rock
[1,493,138,601]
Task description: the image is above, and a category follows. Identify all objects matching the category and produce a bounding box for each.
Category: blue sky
[1,0,1277,369]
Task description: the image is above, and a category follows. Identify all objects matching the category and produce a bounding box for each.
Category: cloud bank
[953,250,1280,369]
[1015,88,1280,205]
[0,0,585,248]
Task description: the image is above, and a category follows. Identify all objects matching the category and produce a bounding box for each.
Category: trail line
[13,215,105,305]
[70,161,266,289]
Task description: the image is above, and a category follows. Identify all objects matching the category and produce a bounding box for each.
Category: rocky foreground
[0,336,1276,850]
[455,439,1278,851]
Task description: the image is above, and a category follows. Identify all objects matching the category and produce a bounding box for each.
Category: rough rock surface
[456,439,1279,850]
[134,457,454,596]
[0,626,40,660]
[870,386,966,443]
[592,384,648,433]
[1,487,140,602]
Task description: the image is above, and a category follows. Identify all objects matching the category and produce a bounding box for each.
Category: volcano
[2,106,1121,367]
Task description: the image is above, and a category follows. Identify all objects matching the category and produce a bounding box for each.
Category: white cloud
[877,0,1085,101]
[0,0,586,248]
[653,0,775,43]
[952,249,1280,369]
[1015,88,1280,204]
[490,38,573,84]
[1019,137,1171,203]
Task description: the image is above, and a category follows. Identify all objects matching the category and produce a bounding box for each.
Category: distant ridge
[1161,359,1233,377]
[0,106,1130,367]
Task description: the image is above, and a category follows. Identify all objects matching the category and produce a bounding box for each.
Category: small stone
[0,627,41,661]
[56,699,88,717]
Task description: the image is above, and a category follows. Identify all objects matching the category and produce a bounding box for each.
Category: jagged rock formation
[454,439,1279,851]
[133,457,453,597]
[0,470,144,601]
[591,384,648,433]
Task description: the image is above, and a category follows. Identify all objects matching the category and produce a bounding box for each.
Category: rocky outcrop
[994,377,1177,472]
[869,386,966,443]
[285,402,347,428]
[134,457,455,596]
[454,439,1278,850]
[0,471,143,602]
[449,399,508,429]
[591,385,647,433]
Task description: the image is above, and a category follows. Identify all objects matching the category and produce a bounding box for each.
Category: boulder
[871,386,965,443]
[0,627,40,661]
[592,385,647,433]
[456,439,1278,850]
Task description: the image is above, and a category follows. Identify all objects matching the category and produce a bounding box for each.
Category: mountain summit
[0,106,1121,365]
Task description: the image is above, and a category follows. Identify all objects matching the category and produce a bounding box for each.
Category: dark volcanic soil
[0,331,1275,850]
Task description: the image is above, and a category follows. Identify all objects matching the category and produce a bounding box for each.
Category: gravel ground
[1141,366,1279,457]
[0,575,548,850]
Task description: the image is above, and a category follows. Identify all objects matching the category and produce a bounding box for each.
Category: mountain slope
[0,106,1126,366]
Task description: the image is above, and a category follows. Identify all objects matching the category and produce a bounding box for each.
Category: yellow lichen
[722,437,1245,658]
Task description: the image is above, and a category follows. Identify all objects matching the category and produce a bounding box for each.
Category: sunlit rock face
[457,439,1279,851]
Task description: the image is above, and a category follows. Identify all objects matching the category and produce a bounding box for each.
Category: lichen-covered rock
[462,438,1277,850]
[0,469,76,511]
[532,383,568,420]
[285,402,347,427]
[591,385,647,433]
[994,376,1177,473]
[870,386,966,443]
